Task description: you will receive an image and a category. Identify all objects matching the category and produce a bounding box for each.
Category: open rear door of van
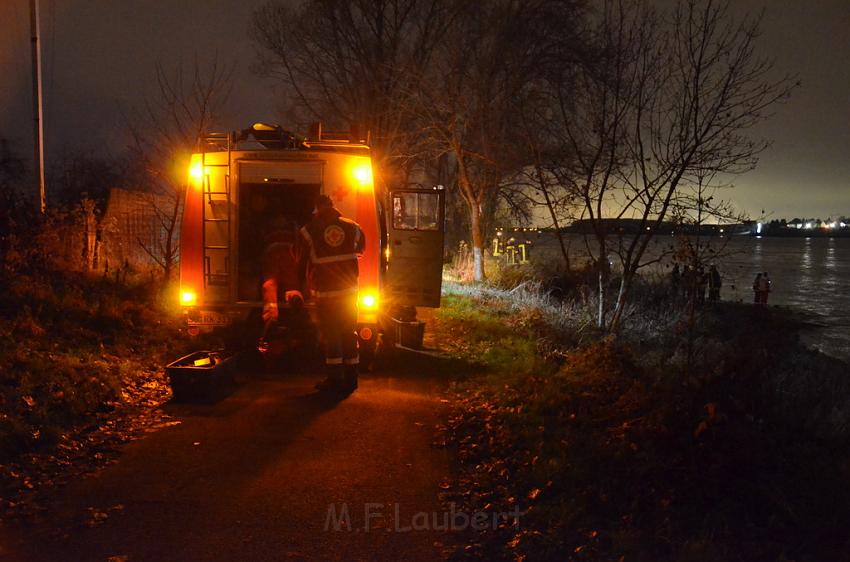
[385,187,445,308]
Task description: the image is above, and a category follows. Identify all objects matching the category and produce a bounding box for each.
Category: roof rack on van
[198,122,370,153]
[198,123,299,152]
[306,122,370,145]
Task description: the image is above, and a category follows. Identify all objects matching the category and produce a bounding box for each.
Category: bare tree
[251,0,455,188]
[510,99,585,271]
[253,0,585,282]
[126,56,233,281]
[500,160,578,271]
[670,170,744,278]
[553,0,795,329]
[48,150,128,211]
[413,0,584,281]
[667,169,746,374]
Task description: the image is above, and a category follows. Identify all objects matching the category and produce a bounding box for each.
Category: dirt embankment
[0,270,185,519]
[432,288,850,561]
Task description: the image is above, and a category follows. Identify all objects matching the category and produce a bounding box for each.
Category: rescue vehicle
[178,123,445,360]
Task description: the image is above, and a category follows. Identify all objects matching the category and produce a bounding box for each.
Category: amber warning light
[180,290,197,306]
[350,162,373,189]
[189,162,203,180]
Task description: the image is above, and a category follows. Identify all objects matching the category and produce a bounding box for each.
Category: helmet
[316,194,334,209]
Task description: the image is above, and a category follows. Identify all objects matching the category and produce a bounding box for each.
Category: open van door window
[386,187,445,308]
[393,191,440,231]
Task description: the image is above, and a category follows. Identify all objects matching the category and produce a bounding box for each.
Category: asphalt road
[1,356,457,562]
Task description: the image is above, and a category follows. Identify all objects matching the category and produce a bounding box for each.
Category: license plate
[189,310,231,326]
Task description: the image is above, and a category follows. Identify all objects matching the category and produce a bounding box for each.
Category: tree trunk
[596,237,610,328]
[608,274,630,331]
[597,269,605,328]
[456,153,485,282]
[470,201,485,282]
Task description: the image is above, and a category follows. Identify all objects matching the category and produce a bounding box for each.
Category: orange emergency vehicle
[178,123,444,357]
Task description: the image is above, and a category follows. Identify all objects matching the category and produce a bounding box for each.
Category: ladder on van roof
[200,133,233,301]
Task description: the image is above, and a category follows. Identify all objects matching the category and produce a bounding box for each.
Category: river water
[723,236,850,362]
[528,233,850,362]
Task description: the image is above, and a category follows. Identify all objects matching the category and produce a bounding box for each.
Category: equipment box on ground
[390,318,426,349]
[166,351,236,402]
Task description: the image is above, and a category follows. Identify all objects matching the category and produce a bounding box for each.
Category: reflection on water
[798,238,813,296]
[826,239,837,273]
[533,234,850,362]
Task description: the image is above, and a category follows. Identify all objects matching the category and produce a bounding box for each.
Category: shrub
[439,286,850,561]
[0,266,181,461]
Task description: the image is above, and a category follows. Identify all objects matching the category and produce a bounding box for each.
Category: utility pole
[30,0,46,214]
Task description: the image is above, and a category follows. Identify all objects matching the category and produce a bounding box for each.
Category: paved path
[1,359,455,561]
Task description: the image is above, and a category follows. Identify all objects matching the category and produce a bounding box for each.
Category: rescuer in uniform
[300,195,365,393]
[259,216,309,369]
[261,215,304,323]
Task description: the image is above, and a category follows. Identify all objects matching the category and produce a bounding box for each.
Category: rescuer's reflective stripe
[326,357,344,365]
[351,223,361,247]
[311,253,359,264]
[315,287,358,298]
[344,356,360,365]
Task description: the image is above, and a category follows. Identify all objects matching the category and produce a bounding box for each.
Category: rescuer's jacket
[262,225,303,321]
[299,206,365,299]
[263,228,300,296]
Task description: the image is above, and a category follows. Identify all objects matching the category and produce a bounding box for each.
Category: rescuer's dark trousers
[316,295,359,366]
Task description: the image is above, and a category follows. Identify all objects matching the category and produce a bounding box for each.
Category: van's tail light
[359,290,378,311]
[180,289,197,306]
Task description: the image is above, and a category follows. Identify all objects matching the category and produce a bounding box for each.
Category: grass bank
[0,268,186,516]
[434,280,850,561]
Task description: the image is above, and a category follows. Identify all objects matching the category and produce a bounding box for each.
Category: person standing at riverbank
[708,265,722,303]
[683,266,695,301]
[758,272,772,305]
[753,273,763,304]
[670,263,681,298]
[696,266,707,304]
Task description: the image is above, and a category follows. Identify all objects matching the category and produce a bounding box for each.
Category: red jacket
[262,229,300,306]
[299,207,365,299]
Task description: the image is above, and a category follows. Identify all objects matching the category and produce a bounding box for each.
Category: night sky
[1,0,848,219]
